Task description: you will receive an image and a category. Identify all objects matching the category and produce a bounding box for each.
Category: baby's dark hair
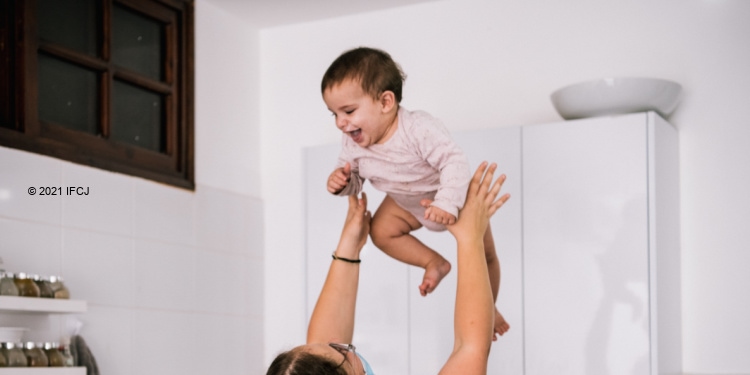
[321,47,407,103]
[266,349,348,375]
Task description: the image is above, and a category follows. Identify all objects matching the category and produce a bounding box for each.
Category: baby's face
[323,79,396,148]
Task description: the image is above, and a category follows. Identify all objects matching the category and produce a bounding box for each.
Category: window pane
[112,80,163,152]
[38,0,97,56]
[113,5,163,80]
[38,54,98,134]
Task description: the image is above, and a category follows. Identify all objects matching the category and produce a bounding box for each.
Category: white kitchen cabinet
[522,112,681,375]
[304,127,524,375]
[407,127,523,375]
[304,111,680,375]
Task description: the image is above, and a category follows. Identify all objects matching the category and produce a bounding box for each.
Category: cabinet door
[522,114,651,375]
[408,127,523,375]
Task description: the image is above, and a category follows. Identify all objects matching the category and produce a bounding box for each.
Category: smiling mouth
[349,129,362,142]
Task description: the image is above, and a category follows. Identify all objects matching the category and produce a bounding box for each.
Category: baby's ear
[379,90,397,112]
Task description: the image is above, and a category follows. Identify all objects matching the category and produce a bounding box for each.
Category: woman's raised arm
[307,193,371,345]
[440,162,510,375]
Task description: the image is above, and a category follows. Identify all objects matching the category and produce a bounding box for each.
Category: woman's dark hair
[266,349,348,375]
[321,46,407,103]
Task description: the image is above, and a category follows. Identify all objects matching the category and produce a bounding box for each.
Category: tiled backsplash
[0,146,264,375]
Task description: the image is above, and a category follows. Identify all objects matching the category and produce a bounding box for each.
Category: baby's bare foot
[492,309,510,341]
[418,258,452,296]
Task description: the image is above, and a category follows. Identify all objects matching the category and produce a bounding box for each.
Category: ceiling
[206,0,442,29]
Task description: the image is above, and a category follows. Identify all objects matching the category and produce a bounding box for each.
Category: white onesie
[336,107,470,231]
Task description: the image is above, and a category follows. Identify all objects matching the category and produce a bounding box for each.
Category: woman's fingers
[466,162,510,219]
[470,162,497,201]
[479,163,497,199]
[488,193,510,217]
[468,161,488,197]
[484,173,505,205]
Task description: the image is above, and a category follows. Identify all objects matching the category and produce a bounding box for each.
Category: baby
[322,47,509,338]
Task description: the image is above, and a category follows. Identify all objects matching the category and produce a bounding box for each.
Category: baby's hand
[327,162,351,194]
[420,199,457,225]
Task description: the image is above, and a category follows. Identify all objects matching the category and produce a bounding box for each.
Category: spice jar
[59,343,75,367]
[44,342,65,367]
[49,276,70,299]
[23,342,48,367]
[32,275,54,298]
[0,271,19,296]
[2,342,27,367]
[13,273,40,298]
[0,345,7,367]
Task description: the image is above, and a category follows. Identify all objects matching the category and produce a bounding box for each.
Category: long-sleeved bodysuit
[336,107,470,231]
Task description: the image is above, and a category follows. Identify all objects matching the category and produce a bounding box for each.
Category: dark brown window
[1,0,194,189]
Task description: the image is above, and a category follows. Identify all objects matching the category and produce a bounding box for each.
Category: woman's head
[266,350,347,375]
[321,47,407,103]
[266,344,365,375]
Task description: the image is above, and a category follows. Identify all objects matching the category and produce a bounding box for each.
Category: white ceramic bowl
[0,327,28,342]
[551,77,682,120]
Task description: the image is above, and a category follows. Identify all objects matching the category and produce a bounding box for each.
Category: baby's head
[321,47,407,104]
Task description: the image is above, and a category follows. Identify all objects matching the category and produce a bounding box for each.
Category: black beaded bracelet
[332,252,361,264]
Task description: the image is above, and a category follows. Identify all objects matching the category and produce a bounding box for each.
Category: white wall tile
[0,218,62,277]
[78,306,133,375]
[62,162,133,236]
[194,313,246,375]
[134,240,196,311]
[133,178,195,246]
[0,146,62,225]
[245,316,265,375]
[194,249,245,314]
[63,228,134,307]
[132,310,196,375]
[247,197,264,259]
[195,186,252,254]
[246,257,264,318]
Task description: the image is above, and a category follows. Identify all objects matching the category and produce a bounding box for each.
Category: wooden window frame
[1,0,194,189]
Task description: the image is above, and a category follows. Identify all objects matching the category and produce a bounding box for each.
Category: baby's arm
[328,161,365,196]
[327,162,352,194]
[410,118,471,222]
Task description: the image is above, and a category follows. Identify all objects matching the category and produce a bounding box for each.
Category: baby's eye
[345,109,355,115]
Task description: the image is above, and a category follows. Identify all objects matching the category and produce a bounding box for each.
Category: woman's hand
[447,162,510,242]
[337,192,372,258]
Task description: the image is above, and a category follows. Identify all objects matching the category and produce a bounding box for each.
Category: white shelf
[0,296,86,314]
[0,368,86,375]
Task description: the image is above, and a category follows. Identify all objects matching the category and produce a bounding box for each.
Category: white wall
[260,0,750,373]
[0,2,265,375]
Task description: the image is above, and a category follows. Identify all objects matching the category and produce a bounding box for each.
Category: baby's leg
[484,224,510,338]
[371,195,451,296]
